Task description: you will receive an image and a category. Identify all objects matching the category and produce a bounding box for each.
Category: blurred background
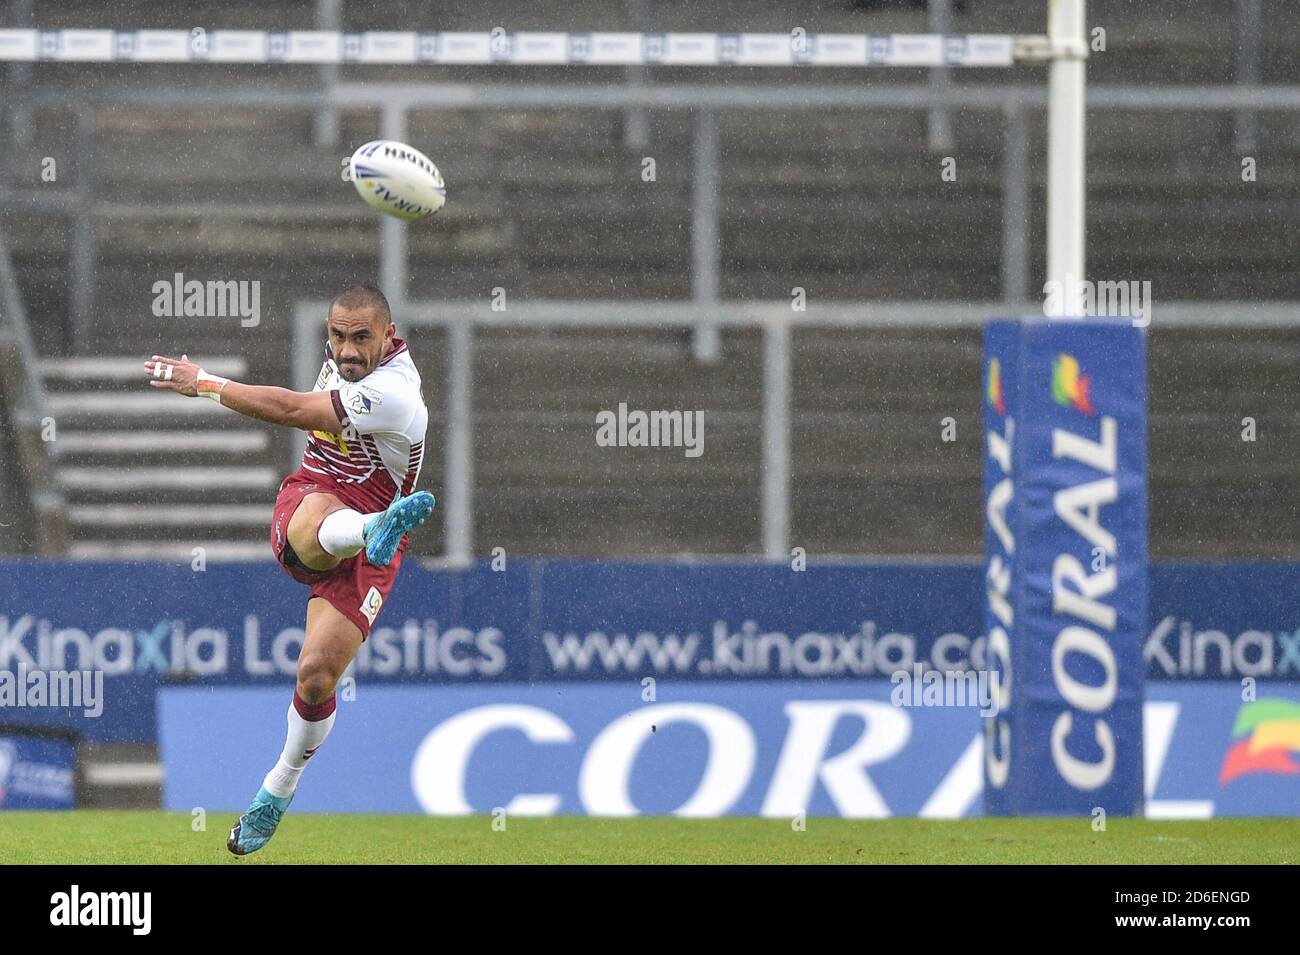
[2,0,1298,565]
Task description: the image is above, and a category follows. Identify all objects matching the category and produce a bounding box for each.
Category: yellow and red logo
[1051,353,1095,415]
[1219,699,1300,785]
[986,358,1006,416]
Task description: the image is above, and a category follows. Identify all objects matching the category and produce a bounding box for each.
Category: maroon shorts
[270,474,404,639]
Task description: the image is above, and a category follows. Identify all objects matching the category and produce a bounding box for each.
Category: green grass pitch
[1,812,1296,864]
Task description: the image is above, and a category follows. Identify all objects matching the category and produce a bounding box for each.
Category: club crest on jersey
[346,386,382,417]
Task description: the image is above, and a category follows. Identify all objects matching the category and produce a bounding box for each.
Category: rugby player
[143,284,434,856]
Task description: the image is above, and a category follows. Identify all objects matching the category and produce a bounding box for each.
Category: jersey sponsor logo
[360,586,383,626]
[312,429,350,453]
[311,422,356,455]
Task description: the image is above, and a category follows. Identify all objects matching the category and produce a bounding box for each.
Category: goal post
[1047,0,1089,303]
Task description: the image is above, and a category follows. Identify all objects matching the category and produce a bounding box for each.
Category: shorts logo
[360,586,383,625]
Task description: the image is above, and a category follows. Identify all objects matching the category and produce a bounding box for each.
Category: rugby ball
[348,140,446,221]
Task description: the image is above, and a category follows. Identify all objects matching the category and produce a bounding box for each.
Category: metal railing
[294,299,1300,566]
[0,222,67,553]
[5,80,1300,354]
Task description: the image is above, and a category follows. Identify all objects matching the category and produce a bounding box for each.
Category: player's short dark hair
[329,284,392,325]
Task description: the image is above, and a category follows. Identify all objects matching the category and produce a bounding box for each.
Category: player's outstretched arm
[143,354,343,433]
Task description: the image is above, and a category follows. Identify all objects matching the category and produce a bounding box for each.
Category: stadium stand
[2,0,1299,562]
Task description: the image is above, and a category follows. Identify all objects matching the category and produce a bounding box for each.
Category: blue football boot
[227,786,294,857]
[364,491,436,566]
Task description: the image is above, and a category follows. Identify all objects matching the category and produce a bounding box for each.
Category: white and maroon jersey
[295,338,428,512]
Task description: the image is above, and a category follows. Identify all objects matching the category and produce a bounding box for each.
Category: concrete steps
[40,355,284,558]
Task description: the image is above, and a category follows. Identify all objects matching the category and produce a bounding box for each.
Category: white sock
[262,695,337,798]
[316,508,380,558]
